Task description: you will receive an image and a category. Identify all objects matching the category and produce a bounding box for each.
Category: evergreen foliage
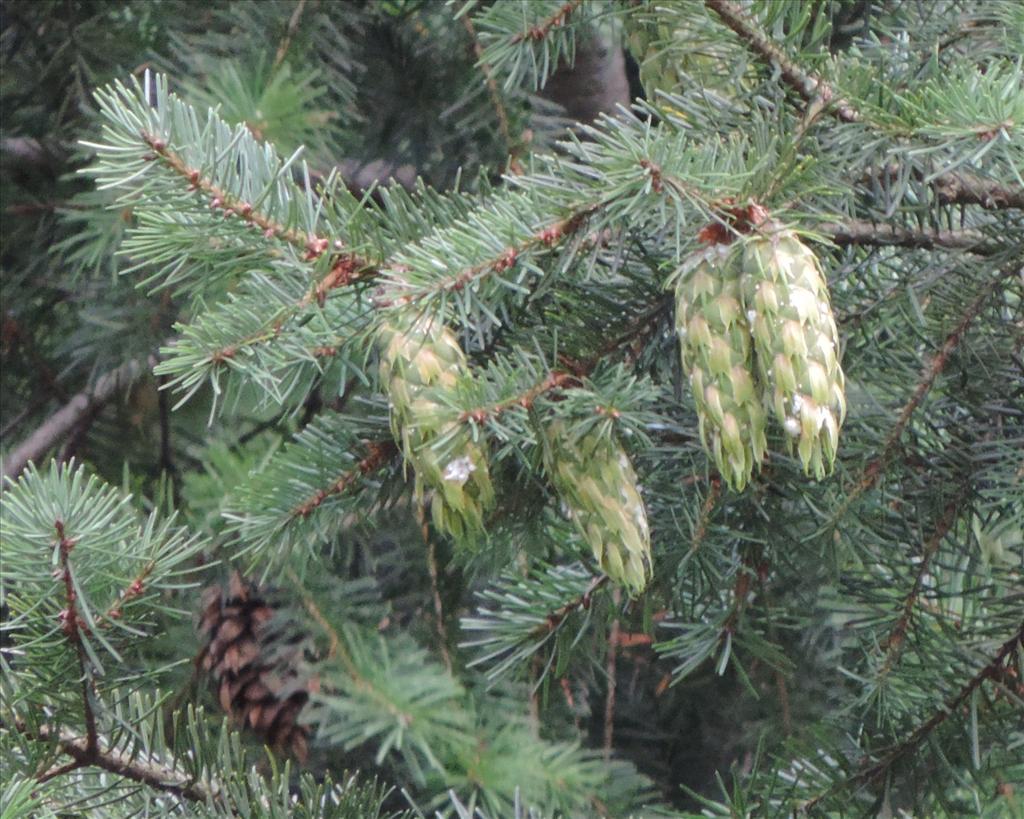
[2,1,1022,816]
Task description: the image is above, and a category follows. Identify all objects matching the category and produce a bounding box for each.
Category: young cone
[378,315,495,544]
[674,243,767,490]
[741,228,846,479]
[543,419,652,595]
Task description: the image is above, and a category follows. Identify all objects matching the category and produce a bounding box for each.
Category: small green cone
[542,420,652,596]
[741,229,846,479]
[378,315,495,544]
[674,244,767,490]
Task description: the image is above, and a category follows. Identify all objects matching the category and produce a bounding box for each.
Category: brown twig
[602,588,621,762]
[289,440,397,520]
[836,266,1016,518]
[54,520,98,754]
[461,14,520,172]
[3,357,148,485]
[934,172,1024,211]
[799,622,1024,812]
[653,165,1006,256]
[825,221,1000,256]
[420,504,453,673]
[377,205,599,309]
[273,0,307,71]
[511,0,584,44]
[704,0,1024,211]
[459,370,577,425]
[687,478,722,557]
[19,720,214,803]
[140,133,378,305]
[877,499,963,678]
[705,0,860,123]
[529,574,609,641]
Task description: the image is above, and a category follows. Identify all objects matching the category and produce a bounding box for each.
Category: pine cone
[378,315,495,544]
[741,228,846,479]
[674,243,767,490]
[543,420,652,595]
[197,573,312,761]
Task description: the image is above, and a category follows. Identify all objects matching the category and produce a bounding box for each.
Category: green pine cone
[741,229,846,479]
[624,4,748,107]
[379,315,495,543]
[674,244,767,491]
[543,420,652,596]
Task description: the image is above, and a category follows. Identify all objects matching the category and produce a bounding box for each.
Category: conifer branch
[19,720,215,803]
[378,205,598,308]
[934,172,1024,211]
[140,132,326,260]
[877,497,963,678]
[459,370,578,424]
[799,622,1024,812]
[603,588,621,762]
[421,504,453,673]
[826,221,1000,256]
[655,167,1004,255]
[704,0,1024,211]
[139,131,378,298]
[687,479,721,557]
[272,0,307,71]
[461,14,519,170]
[54,520,98,755]
[511,0,585,44]
[839,266,1016,515]
[295,577,429,727]
[3,357,148,484]
[704,0,861,124]
[533,575,608,640]
[289,440,397,520]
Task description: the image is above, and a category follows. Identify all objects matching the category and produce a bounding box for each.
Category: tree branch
[530,575,608,640]
[54,520,98,754]
[705,0,861,123]
[376,204,599,308]
[140,132,378,307]
[3,357,149,485]
[799,622,1024,812]
[878,497,963,677]
[825,220,999,256]
[272,0,307,71]
[835,264,1017,518]
[511,0,584,45]
[288,440,397,520]
[602,588,621,763]
[687,478,721,558]
[462,14,520,170]
[16,720,214,804]
[933,172,1024,211]
[420,503,453,673]
[704,0,1024,211]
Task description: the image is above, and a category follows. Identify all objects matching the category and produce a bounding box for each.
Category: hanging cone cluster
[378,315,495,544]
[673,219,845,486]
[543,420,652,595]
[674,243,767,490]
[197,573,313,761]
[742,228,846,480]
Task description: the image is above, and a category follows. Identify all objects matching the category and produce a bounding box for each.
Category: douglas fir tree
[1,1,1022,816]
